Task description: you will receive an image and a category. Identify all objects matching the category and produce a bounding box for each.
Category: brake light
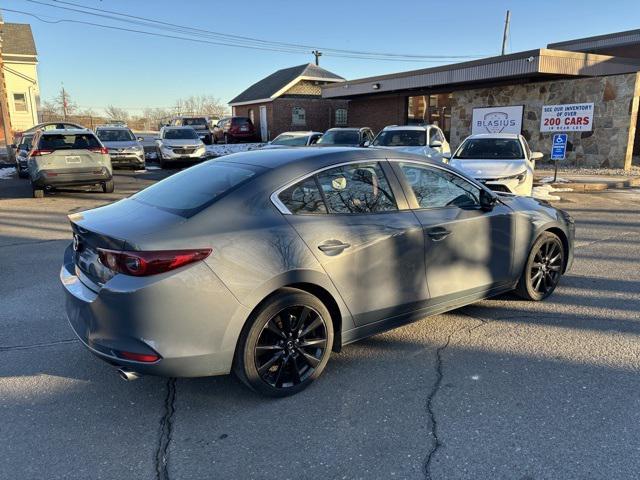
[98,248,212,276]
[30,149,53,156]
[118,351,160,363]
[89,147,109,154]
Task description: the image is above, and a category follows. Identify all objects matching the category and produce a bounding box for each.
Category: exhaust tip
[118,367,142,381]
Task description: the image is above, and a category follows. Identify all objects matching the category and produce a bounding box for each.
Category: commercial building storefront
[322,30,640,170]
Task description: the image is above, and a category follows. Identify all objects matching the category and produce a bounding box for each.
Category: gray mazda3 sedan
[61,147,574,396]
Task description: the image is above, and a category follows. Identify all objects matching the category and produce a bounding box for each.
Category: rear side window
[279,178,327,214]
[38,133,101,151]
[133,161,260,217]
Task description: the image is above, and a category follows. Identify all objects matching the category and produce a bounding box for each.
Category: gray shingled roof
[229,63,343,104]
[0,23,37,56]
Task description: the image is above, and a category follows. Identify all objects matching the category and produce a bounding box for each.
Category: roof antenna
[311,50,322,66]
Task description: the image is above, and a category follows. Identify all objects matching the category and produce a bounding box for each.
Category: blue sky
[4,0,640,115]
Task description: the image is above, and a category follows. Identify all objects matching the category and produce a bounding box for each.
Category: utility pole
[501,10,511,55]
[311,50,322,66]
[61,84,68,120]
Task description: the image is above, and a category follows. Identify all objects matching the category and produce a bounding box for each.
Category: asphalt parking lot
[1,167,639,480]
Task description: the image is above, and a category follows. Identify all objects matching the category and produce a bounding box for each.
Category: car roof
[40,128,94,135]
[325,127,367,132]
[276,131,322,136]
[218,146,435,171]
[466,133,521,139]
[163,125,195,129]
[382,125,434,131]
[96,125,131,130]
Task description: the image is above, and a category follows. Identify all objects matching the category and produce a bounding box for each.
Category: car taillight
[117,351,160,363]
[89,147,109,154]
[97,248,212,276]
[30,149,53,156]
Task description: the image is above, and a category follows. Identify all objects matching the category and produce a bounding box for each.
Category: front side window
[335,108,347,126]
[316,162,397,214]
[272,134,308,147]
[279,178,327,214]
[429,128,444,144]
[292,107,306,126]
[454,138,524,160]
[399,163,480,209]
[13,93,28,112]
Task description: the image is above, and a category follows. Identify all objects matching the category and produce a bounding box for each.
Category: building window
[292,106,306,125]
[407,94,452,139]
[335,108,347,126]
[13,93,28,113]
[248,108,255,124]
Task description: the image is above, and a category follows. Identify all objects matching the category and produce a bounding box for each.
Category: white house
[0,21,40,132]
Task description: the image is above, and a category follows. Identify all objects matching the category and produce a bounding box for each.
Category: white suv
[370,125,451,162]
[449,133,543,196]
[155,126,206,168]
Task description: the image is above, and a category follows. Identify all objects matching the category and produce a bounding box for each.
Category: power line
[14,0,489,62]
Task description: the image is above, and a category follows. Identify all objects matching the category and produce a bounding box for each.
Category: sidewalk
[534,168,640,192]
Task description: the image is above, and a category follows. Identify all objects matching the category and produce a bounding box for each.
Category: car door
[276,160,429,326]
[391,160,515,301]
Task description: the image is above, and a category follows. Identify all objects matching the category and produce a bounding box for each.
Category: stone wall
[450,73,640,169]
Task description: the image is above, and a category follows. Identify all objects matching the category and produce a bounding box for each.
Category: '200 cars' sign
[540,103,594,132]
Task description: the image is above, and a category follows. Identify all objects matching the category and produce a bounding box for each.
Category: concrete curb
[534,176,640,192]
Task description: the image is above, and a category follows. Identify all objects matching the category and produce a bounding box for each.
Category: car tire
[17,169,28,179]
[233,288,334,397]
[224,134,230,144]
[102,180,115,193]
[157,148,166,169]
[515,231,565,301]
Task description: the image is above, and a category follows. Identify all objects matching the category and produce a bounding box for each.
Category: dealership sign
[471,105,523,135]
[540,103,594,132]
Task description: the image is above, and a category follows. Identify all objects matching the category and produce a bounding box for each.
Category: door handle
[426,228,451,242]
[318,240,351,255]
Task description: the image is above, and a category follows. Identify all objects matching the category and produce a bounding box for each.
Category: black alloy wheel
[515,232,564,301]
[234,288,333,397]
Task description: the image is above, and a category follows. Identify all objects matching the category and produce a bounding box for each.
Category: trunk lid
[68,198,186,287]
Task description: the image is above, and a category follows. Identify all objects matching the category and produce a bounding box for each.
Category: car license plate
[240,126,248,132]
[65,156,81,164]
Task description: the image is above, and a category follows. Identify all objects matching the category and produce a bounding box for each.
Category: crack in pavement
[156,378,177,480]
[424,318,488,480]
[0,338,77,353]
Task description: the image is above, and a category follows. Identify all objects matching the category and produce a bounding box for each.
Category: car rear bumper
[32,167,112,188]
[60,244,248,378]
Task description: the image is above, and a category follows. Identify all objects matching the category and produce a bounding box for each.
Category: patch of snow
[540,176,570,184]
[205,143,265,157]
[145,165,161,170]
[0,166,15,179]
[533,184,572,201]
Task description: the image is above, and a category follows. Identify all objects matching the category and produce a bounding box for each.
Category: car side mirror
[530,151,543,161]
[137,137,144,142]
[480,189,498,211]
[363,140,371,147]
[429,140,443,148]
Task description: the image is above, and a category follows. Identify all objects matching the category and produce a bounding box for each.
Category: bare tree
[104,105,130,121]
[173,95,227,119]
[54,87,77,117]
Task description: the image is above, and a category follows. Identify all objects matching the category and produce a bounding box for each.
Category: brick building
[322,29,640,170]
[229,63,348,141]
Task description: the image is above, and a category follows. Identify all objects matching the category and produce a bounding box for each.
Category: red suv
[212,117,259,143]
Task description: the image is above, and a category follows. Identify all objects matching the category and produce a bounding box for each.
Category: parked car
[28,128,113,198]
[371,125,451,162]
[170,116,213,145]
[449,133,543,196]
[316,127,374,147]
[261,131,323,149]
[155,126,206,168]
[95,125,146,170]
[14,133,34,178]
[8,121,84,162]
[60,147,574,397]
[212,116,258,144]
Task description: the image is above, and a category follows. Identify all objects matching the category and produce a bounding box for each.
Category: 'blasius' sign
[471,105,524,135]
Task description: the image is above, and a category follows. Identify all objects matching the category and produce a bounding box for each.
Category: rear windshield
[38,133,101,151]
[96,129,135,142]
[132,161,261,217]
[164,128,199,140]
[454,138,524,160]
[182,118,207,126]
[231,117,251,126]
[373,130,426,147]
[317,130,360,146]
